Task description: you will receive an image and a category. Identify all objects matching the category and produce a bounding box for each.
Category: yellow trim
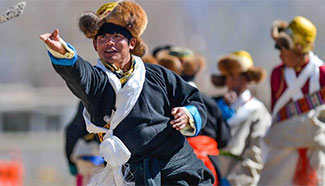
[46,38,75,59]
[96,2,118,20]
[102,58,136,85]
[180,107,196,136]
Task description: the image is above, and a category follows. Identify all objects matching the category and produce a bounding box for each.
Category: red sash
[188,135,219,186]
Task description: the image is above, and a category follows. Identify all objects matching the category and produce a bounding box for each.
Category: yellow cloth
[102,60,135,85]
[96,2,118,19]
[180,107,196,136]
[46,38,75,59]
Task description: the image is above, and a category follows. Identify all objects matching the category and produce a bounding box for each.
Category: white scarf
[227,90,262,127]
[272,52,323,118]
[83,56,146,186]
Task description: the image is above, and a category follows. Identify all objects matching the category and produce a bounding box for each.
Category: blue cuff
[216,98,234,121]
[48,42,78,66]
[81,155,105,166]
[185,105,202,136]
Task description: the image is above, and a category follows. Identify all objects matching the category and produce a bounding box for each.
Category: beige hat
[211,50,266,86]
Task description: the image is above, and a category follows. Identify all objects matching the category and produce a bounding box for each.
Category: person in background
[211,50,271,186]
[158,47,230,185]
[65,102,104,186]
[40,1,213,185]
[258,16,325,186]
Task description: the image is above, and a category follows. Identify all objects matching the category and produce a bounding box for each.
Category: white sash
[272,52,323,118]
[83,56,146,186]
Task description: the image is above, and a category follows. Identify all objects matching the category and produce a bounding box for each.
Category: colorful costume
[212,51,272,186]
[259,16,325,185]
[44,1,214,185]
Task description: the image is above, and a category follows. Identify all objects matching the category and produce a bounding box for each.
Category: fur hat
[271,16,316,53]
[182,54,206,77]
[142,54,158,65]
[79,1,148,56]
[168,46,205,77]
[169,46,194,60]
[211,50,266,87]
[158,54,183,75]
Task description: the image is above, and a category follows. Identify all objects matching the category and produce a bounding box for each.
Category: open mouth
[105,49,116,53]
[104,48,117,56]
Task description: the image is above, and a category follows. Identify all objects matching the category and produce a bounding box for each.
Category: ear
[129,38,137,50]
[93,39,98,51]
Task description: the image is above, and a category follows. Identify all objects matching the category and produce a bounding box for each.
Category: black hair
[96,23,133,41]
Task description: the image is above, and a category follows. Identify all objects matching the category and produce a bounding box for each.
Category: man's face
[225,73,248,95]
[278,47,300,68]
[94,33,134,65]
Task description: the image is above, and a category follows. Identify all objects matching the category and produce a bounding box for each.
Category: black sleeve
[156,66,208,130]
[52,56,109,114]
[200,94,231,148]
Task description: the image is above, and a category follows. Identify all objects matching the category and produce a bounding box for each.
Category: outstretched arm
[40,29,108,116]
[40,29,66,55]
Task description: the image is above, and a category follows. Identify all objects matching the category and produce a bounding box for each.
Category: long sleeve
[227,106,272,186]
[47,43,115,124]
[160,68,207,136]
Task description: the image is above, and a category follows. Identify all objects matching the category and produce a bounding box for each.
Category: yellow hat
[271,16,316,53]
[218,50,253,76]
[211,50,266,86]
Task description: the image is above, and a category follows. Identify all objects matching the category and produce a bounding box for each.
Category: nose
[106,36,115,45]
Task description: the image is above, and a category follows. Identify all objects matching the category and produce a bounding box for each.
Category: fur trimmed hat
[168,46,205,77]
[142,54,158,65]
[78,1,148,56]
[158,54,183,75]
[211,50,266,87]
[271,16,316,53]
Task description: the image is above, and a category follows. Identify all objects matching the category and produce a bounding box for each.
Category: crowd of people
[39,1,325,185]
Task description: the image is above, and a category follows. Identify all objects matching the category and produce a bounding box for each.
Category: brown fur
[271,20,288,40]
[99,1,147,37]
[218,58,244,76]
[215,56,266,86]
[182,54,206,77]
[142,55,158,65]
[79,1,147,40]
[246,67,266,83]
[131,37,147,57]
[211,75,226,87]
[158,55,183,75]
[79,12,100,39]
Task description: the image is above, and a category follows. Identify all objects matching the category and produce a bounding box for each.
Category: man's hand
[40,29,66,55]
[170,107,189,131]
[224,90,238,106]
